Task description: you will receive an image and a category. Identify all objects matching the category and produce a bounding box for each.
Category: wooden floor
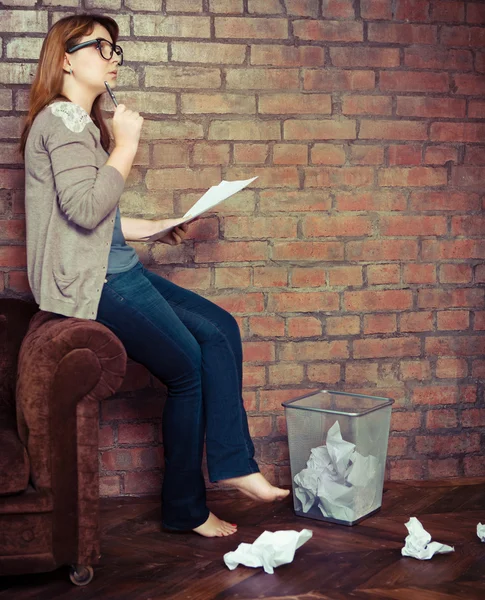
[1,479,485,599]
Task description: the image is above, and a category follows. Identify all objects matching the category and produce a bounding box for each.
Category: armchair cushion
[0,409,29,495]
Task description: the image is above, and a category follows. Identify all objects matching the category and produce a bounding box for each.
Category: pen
[104,81,118,107]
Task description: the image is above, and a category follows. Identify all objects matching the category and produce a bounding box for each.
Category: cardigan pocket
[52,269,80,303]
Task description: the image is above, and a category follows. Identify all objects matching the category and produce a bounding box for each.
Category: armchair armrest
[15,311,127,565]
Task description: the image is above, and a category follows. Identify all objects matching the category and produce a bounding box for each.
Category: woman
[20,14,288,538]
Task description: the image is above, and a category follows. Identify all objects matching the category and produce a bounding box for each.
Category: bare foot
[221,472,290,503]
[193,512,237,538]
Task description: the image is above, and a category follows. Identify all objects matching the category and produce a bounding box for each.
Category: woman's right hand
[112,104,143,150]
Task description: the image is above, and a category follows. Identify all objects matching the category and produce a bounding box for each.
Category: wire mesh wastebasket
[282,390,394,526]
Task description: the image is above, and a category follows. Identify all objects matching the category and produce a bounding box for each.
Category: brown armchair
[0,298,126,585]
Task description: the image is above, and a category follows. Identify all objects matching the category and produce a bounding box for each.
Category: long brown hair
[19,14,119,158]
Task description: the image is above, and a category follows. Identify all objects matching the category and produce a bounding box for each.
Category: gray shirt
[107,206,139,274]
[24,101,126,319]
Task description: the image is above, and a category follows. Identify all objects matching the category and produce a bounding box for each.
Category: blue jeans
[96,261,259,530]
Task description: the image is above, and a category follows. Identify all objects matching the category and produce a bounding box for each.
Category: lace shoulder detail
[50,102,92,133]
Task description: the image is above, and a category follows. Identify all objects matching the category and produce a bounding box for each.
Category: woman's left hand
[155,220,189,245]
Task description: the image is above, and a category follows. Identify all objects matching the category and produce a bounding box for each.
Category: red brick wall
[1,1,485,496]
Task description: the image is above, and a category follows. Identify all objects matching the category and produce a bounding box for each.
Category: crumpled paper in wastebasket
[223,529,313,574]
[401,517,454,560]
[293,421,379,521]
[477,523,485,542]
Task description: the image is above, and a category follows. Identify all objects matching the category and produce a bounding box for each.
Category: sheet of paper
[142,176,258,242]
[477,522,485,542]
[401,517,454,560]
[223,529,313,574]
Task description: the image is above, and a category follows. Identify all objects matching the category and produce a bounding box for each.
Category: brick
[428,459,459,479]
[440,263,473,283]
[0,89,12,111]
[426,335,484,357]
[360,0,392,19]
[146,167,220,190]
[248,0,283,14]
[134,15,210,37]
[85,0,121,9]
[381,216,446,236]
[395,0,430,21]
[0,246,26,267]
[465,147,485,164]
[166,0,203,11]
[403,264,436,285]
[302,215,371,238]
[269,363,304,385]
[195,241,268,263]
[452,166,485,190]
[124,472,161,495]
[389,459,425,480]
[118,423,155,445]
[0,220,26,241]
[404,47,471,69]
[387,437,409,457]
[307,363,341,384]
[336,190,407,211]
[259,93,331,114]
[0,117,23,139]
[426,409,458,429]
[181,93,254,114]
[350,145,384,165]
[397,97,466,119]
[425,146,458,165]
[226,166,298,187]
[6,271,30,293]
[454,74,485,95]
[464,457,485,477]
[167,268,211,290]
[321,0,354,17]
[326,315,360,336]
[347,240,418,262]
[214,267,250,288]
[249,316,285,337]
[125,0,162,10]
[379,167,447,187]
[360,120,428,141]
[290,267,325,287]
[113,41,167,64]
[243,341,275,362]
[215,17,288,39]
[311,144,346,165]
[99,476,120,497]
[303,69,374,91]
[141,120,204,140]
[172,42,245,64]
[344,290,412,312]
[272,241,344,261]
[0,10,47,32]
[367,264,400,285]
[436,357,468,378]
[363,314,397,334]
[260,190,332,212]
[400,360,431,380]
[287,316,322,337]
[389,144,422,166]
[331,47,399,68]
[467,3,485,24]
[226,68,299,89]
[224,215,297,239]
[368,23,437,44]
[253,266,287,287]
[274,144,307,165]
[192,143,230,165]
[285,120,355,140]
[353,337,420,359]
[115,92,176,114]
[101,447,162,471]
[431,122,485,142]
[209,120,280,140]
[441,26,485,46]
[210,293,264,313]
[469,101,485,118]
[209,0,243,13]
[342,95,392,116]
[6,37,43,59]
[268,291,339,313]
[437,310,469,330]
[452,216,485,237]
[391,411,422,431]
[474,311,485,330]
[279,341,349,361]
[243,365,266,387]
[412,385,458,405]
[418,288,484,309]
[415,433,480,454]
[400,311,433,332]
[432,1,465,22]
[234,144,268,164]
[251,45,324,66]
[410,191,479,212]
[285,0,319,16]
[145,66,220,89]
[260,388,313,411]
[327,266,363,286]
[462,409,485,428]
[345,362,378,385]
[422,239,485,260]
[294,20,363,42]
[305,166,374,187]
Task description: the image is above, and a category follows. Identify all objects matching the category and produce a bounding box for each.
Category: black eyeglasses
[66,37,123,66]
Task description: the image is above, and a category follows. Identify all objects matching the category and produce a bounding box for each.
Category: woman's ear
[62,53,72,74]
